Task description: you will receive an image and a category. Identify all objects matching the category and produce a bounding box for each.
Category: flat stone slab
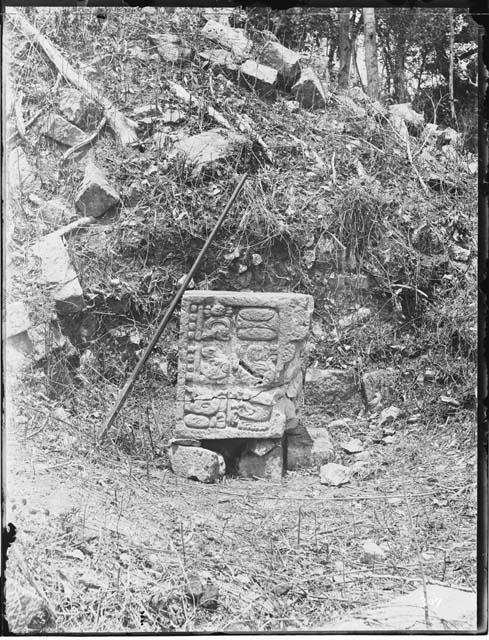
[175,291,313,440]
[322,585,476,631]
[239,60,278,98]
[6,301,31,338]
[170,129,247,173]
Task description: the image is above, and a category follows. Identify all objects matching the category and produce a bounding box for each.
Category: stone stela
[171,291,314,482]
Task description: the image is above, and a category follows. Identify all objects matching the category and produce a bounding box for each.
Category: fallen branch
[9,8,138,146]
[166,78,273,163]
[60,115,107,166]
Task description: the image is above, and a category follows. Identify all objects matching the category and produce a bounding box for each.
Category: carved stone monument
[171,291,313,481]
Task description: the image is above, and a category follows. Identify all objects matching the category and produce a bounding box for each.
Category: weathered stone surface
[198,49,239,75]
[238,440,283,479]
[169,444,225,483]
[158,42,193,63]
[340,438,363,454]
[6,301,31,338]
[304,368,359,407]
[175,291,313,440]
[31,233,84,314]
[8,147,39,197]
[256,41,301,85]
[362,540,386,564]
[322,585,476,631]
[29,321,77,363]
[58,88,96,127]
[291,68,327,109]
[239,60,278,98]
[201,20,252,61]
[44,114,86,147]
[319,463,350,486]
[361,369,397,412]
[75,161,120,218]
[170,129,247,174]
[378,405,402,427]
[286,424,334,470]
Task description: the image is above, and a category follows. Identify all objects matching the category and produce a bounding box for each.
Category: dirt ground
[5,369,477,633]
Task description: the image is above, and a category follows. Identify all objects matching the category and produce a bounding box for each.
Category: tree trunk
[338,8,352,89]
[448,8,456,121]
[363,8,379,100]
[392,37,408,102]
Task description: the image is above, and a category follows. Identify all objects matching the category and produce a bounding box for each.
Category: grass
[4,6,477,633]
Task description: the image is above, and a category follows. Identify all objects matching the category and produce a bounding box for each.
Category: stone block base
[169,444,225,483]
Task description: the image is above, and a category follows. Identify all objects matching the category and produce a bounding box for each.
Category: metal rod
[99,173,248,441]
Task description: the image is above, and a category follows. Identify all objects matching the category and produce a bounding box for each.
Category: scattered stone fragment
[8,147,39,198]
[449,245,470,263]
[284,100,300,113]
[273,583,292,596]
[31,233,84,315]
[75,161,120,218]
[44,114,86,147]
[132,104,162,117]
[286,424,334,469]
[305,368,359,408]
[251,253,262,266]
[354,450,371,461]
[382,435,395,445]
[28,321,77,363]
[169,444,225,483]
[320,463,350,486]
[238,441,283,480]
[256,40,301,86]
[440,126,462,147]
[440,395,460,407]
[6,301,31,339]
[338,307,371,329]
[161,109,186,124]
[158,41,193,63]
[185,574,204,603]
[200,583,219,610]
[407,414,421,424]
[201,20,252,61]
[388,103,425,131]
[53,407,71,423]
[291,67,327,109]
[58,88,97,127]
[239,59,278,98]
[362,540,386,564]
[170,128,247,174]
[351,460,370,477]
[340,438,363,454]
[378,405,402,427]
[361,369,397,412]
[199,49,239,75]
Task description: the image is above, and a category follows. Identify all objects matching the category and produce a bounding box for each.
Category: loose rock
[6,301,31,339]
[286,424,334,469]
[170,128,247,174]
[199,49,239,75]
[8,147,39,198]
[338,307,371,329]
[257,40,301,86]
[43,114,86,147]
[378,405,402,427]
[340,438,363,454]
[361,369,397,412]
[75,161,120,218]
[239,60,278,98]
[362,540,386,564]
[291,67,327,109]
[320,463,350,486]
[201,20,252,61]
[169,445,225,483]
[200,583,219,610]
[58,88,97,127]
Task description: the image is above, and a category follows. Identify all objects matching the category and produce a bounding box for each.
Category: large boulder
[239,60,278,98]
[256,41,301,86]
[169,444,225,483]
[291,68,327,109]
[75,161,120,218]
[170,128,247,175]
[201,20,252,61]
